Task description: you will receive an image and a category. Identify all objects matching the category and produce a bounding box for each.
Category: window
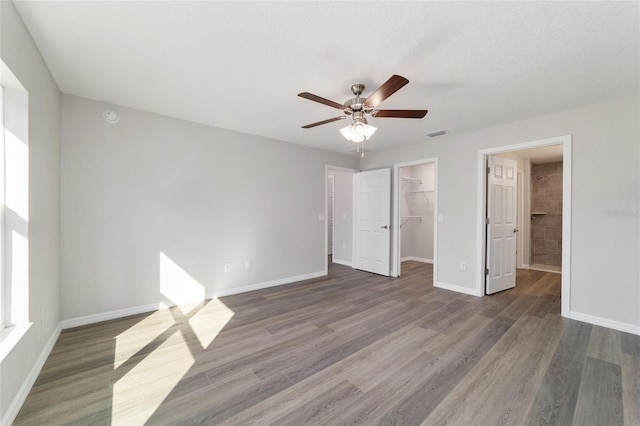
[0,60,30,348]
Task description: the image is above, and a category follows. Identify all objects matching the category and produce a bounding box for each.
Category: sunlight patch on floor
[111,330,194,425]
[113,308,175,369]
[189,298,234,349]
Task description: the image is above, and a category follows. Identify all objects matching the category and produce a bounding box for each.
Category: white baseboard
[569,311,640,336]
[435,281,482,297]
[331,258,352,267]
[62,270,326,329]
[61,303,164,329]
[2,323,62,426]
[401,257,433,264]
[209,271,325,298]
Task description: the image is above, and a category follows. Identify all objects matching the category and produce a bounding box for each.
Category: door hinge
[485,268,489,275]
[485,217,490,225]
[487,166,490,174]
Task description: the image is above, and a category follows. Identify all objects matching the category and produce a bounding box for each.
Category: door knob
[381,225,389,229]
[514,228,519,233]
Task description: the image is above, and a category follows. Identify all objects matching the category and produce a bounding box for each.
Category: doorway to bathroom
[477,135,571,317]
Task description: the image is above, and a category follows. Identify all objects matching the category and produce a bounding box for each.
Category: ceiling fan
[298,74,428,157]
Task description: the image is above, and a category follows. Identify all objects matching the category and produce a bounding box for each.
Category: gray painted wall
[362,96,640,330]
[0,0,62,421]
[60,95,359,320]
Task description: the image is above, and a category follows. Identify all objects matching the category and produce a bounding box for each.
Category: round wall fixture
[103,110,120,124]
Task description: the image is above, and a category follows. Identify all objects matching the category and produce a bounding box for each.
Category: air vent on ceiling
[426,130,447,138]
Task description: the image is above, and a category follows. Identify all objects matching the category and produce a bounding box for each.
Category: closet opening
[392,158,438,283]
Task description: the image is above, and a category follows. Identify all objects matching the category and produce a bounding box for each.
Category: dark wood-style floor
[15,262,640,425]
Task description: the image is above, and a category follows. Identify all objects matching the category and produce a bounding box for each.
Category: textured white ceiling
[14,1,640,154]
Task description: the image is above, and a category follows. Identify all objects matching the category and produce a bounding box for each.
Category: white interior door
[486,156,518,294]
[355,168,391,276]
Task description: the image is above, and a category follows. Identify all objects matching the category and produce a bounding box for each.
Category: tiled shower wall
[531,162,563,267]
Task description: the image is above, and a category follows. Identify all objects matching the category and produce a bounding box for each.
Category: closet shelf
[401,177,423,184]
[401,216,423,228]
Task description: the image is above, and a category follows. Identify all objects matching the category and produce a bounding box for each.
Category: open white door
[486,156,517,294]
[355,168,391,276]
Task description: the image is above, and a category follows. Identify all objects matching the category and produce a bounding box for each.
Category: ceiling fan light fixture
[363,124,377,140]
[340,121,376,143]
[352,121,366,136]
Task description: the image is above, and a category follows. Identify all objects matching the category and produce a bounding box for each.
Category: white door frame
[392,158,438,282]
[475,135,571,317]
[325,165,359,276]
[516,171,524,269]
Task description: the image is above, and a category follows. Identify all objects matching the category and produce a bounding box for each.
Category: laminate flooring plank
[491,312,564,356]
[524,320,592,426]
[378,316,514,425]
[456,315,516,362]
[425,314,493,357]
[330,325,440,392]
[271,379,363,425]
[318,351,440,425]
[250,325,370,380]
[219,370,343,426]
[622,331,640,357]
[373,299,445,333]
[281,326,395,384]
[378,351,479,426]
[524,293,556,318]
[477,293,518,319]
[14,385,114,426]
[326,299,403,331]
[204,326,334,383]
[425,313,562,425]
[15,367,113,415]
[573,356,623,426]
[414,298,470,331]
[419,300,472,334]
[149,370,290,425]
[424,347,545,425]
[587,325,623,365]
[622,353,640,426]
[498,294,537,321]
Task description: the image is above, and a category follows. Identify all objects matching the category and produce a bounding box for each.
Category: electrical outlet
[224,262,231,272]
[245,260,252,270]
[460,261,467,270]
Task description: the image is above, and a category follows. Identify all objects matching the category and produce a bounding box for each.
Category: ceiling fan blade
[301,116,347,129]
[363,75,410,108]
[373,109,428,119]
[298,92,346,110]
